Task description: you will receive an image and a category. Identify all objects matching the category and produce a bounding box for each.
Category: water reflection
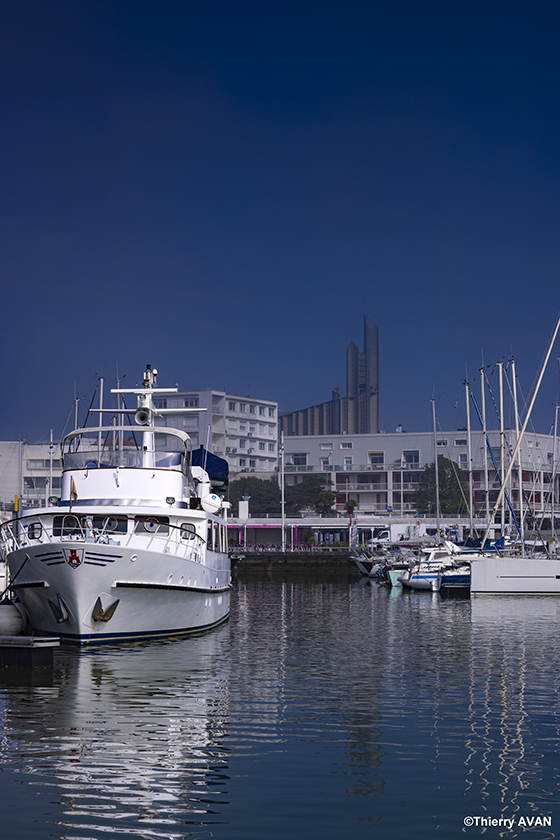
[0,632,232,837]
[1,581,560,839]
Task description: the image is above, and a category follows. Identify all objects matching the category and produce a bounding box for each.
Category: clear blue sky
[1,0,560,442]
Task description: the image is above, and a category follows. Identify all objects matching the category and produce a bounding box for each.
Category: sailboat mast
[465,379,474,536]
[511,357,525,554]
[481,311,560,548]
[552,403,558,542]
[432,398,440,541]
[498,362,505,538]
[481,367,490,525]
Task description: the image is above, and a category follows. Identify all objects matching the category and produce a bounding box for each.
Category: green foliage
[285,476,336,517]
[228,477,281,515]
[344,498,358,515]
[228,475,336,517]
[413,455,468,515]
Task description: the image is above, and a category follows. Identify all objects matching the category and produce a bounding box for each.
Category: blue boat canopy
[191,446,229,487]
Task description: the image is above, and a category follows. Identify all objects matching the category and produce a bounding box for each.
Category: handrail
[0,511,207,548]
[61,424,191,451]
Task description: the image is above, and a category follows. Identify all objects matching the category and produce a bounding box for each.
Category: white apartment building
[0,440,60,511]
[283,428,560,520]
[153,389,278,479]
[0,390,278,512]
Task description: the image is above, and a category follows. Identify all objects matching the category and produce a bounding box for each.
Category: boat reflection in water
[1,581,560,839]
[464,597,560,826]
[0,630,232,835]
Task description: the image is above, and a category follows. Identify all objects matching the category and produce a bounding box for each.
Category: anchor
[48,594,71,624]
[92,597,120,622]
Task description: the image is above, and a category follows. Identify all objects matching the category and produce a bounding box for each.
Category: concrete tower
[345,316,379,433]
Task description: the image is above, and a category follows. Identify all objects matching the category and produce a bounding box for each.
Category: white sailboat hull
[470,556,560,595]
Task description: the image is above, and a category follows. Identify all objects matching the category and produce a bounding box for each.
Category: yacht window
[180,523,197,540]
[95,516,128,533]
[53,515,81,536]
[134,516,169,535]
[28,522,42,539]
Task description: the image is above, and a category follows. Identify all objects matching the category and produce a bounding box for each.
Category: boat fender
[0,600,26,636]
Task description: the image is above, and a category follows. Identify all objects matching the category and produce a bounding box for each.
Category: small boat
[385,548,416,587]
[399,543,459,591]
[350,549,386,578]
[437,562,471,596]
[0,366,232,644]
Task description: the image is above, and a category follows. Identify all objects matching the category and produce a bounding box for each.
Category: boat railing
[0,512,207,555]
[62,449,185,471]
[61,425,191,474]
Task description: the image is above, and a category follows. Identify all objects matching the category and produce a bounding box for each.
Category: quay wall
[232,549,360,579]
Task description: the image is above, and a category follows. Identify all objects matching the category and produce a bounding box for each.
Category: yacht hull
[8,542,230,644]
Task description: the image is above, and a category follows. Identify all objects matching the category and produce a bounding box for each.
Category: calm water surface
[1,572,560,839]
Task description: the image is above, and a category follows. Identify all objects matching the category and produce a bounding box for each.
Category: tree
[413,456,468,515]
[228,477,281,515]
[344,498,358,516]
[285,476,335,517]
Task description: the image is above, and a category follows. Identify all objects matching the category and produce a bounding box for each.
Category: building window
[455,439,467,446]
[239,458,246,467]
[249,405,256,414]
[403,450,419,465]
[268,443,275,452]
[268,407,275,417]
[340,442,353,449]
[437,440,447,446]
[344,457,353,467]
[239,403,246,413]
[249,459,256,468]
[292,454,307,466]
[27,459,61,469]
[239,440,246,449]
[259,442,265,451]
[320,443,333,450]
[239,423,246,431]
[228,401,236,411]
[369,452,383,464]
[259,406,266,415]
[459,454,468,469]
[184,397,199,408]
[154,399,167,409]
[24,476,48,489]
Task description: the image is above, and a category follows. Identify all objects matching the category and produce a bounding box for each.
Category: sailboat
[470,314,560,595]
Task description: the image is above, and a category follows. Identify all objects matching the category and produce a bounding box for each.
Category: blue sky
[1,0,560,442]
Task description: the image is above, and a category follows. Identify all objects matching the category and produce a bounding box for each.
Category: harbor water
[1,570,560,839]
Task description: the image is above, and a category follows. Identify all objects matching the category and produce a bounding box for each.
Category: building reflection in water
[2,580,560,839]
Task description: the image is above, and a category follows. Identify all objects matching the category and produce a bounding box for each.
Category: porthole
[28,523,42,540]
[62,515,79,533]
[143,519,159,533]
[103,517,119,532]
